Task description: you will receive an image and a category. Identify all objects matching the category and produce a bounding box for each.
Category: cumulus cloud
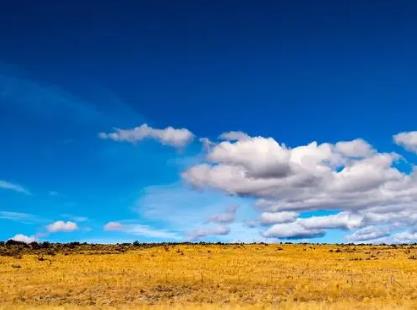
[347,226,390,242]
[208,205,238,224]
[183,131,417,241]
[206,136,293,179]
[263,222,325,239]
[334,139,375,158]
[183,135,403,211]
[103,221,179,239]
[47,221,78,233]
[262,212,363,239]
[394,131,417,153]
[0,180,30,194]
[393,231,417,243]
[219,131,250,141]
[99,123,194,148]
[260,211,298,225]
[9,234,37,243]
[300,212,363,230]
[188,225,230,241]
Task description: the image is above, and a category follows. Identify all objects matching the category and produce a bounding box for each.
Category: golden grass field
[2,243,417,309]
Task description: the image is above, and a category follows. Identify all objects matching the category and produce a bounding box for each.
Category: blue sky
[2,1,417,243]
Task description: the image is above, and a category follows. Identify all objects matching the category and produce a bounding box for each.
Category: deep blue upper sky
[2,1,417,243]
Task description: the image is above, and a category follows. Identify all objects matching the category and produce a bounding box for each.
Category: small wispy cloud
[0,180,30,195]
[103,221,180,240]
[0,211,39,223]
[0,73,101,123]
[188,225,230,241]
[185,205,238,241]
[208,205,238,224]
[99,123,194,148]
[60,214,88,223]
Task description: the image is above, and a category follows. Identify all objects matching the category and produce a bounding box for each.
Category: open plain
[1,242,417,309]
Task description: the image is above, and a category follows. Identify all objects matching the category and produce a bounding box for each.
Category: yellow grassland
[1,244,417,309]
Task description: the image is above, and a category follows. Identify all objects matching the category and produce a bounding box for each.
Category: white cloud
[334,139,375,158]
[393,231,417,243]
[103,221,179,239]
[208,205,238,224]
[394,131,417,153]
[219,131,250,141]
[188,225,230,241]
[347,226,390,242]
[99,123,194,148]
[262,212,362,239]
[47,221,78,233]
[263,222,325,239]
[299,212,363,230]
[207,136,292,178]
[9,234,37,243]
[260,211,298,225]
[183,131,417,241]
[183,135,404,211]
[0,180,30,195]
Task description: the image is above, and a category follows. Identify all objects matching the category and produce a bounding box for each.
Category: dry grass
[1,243,417,309]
